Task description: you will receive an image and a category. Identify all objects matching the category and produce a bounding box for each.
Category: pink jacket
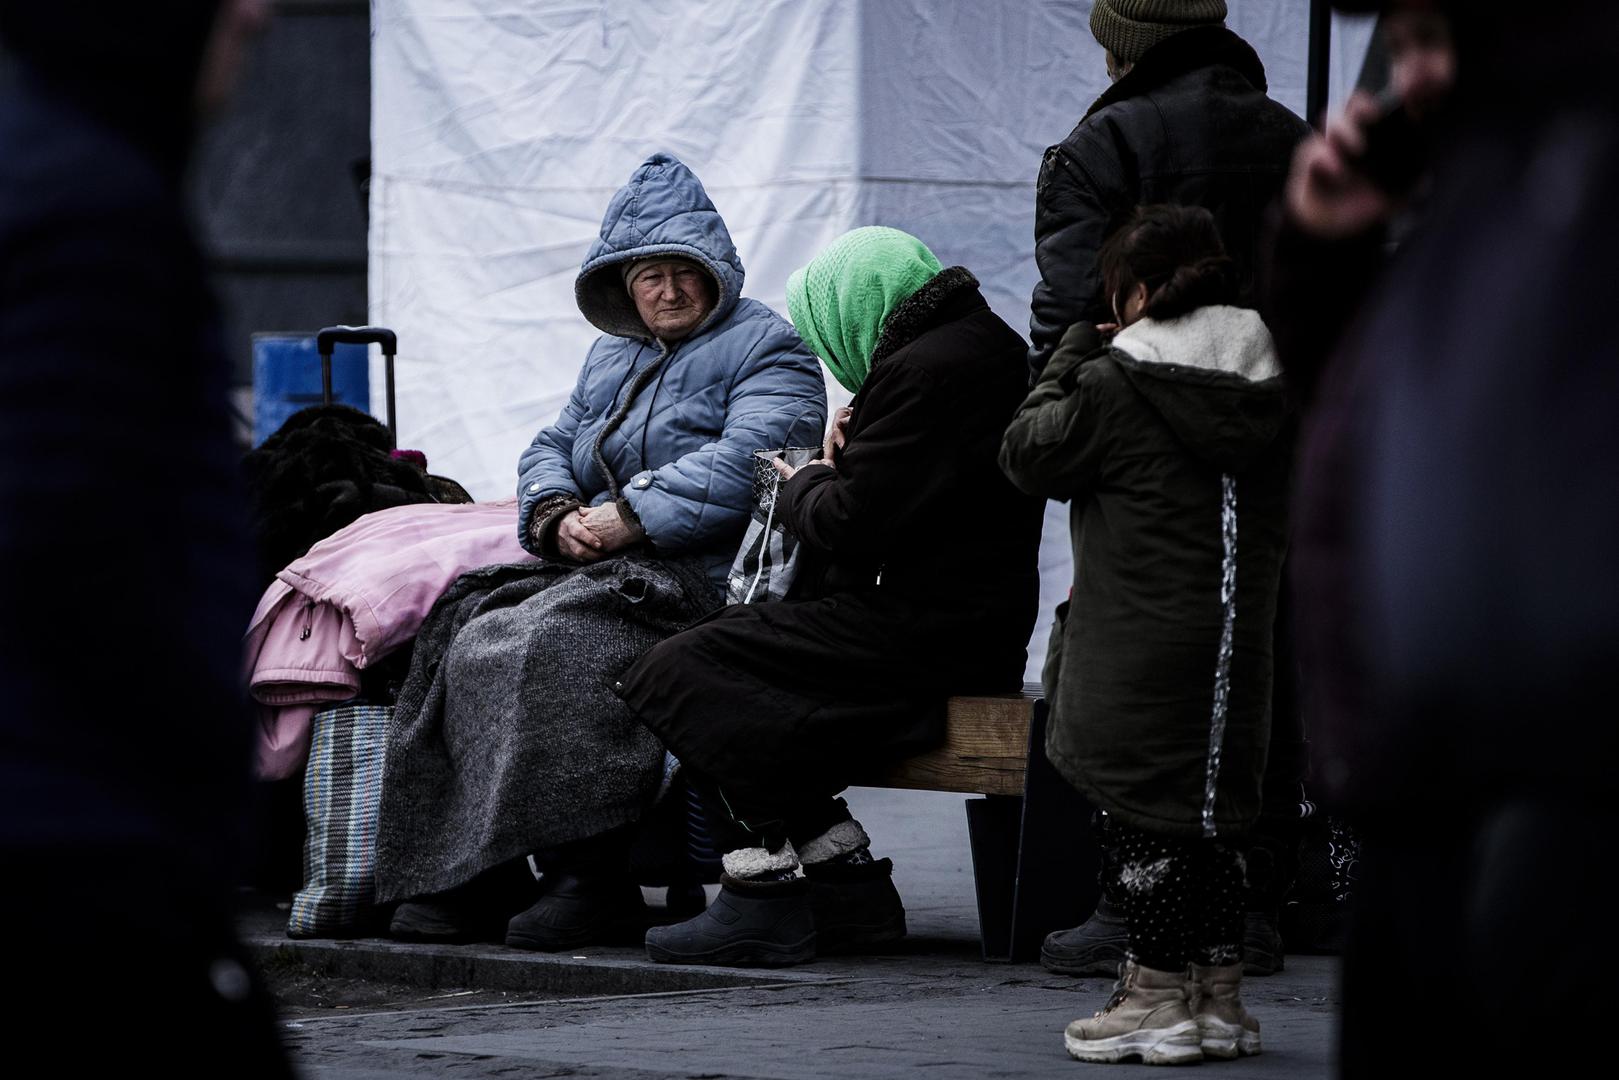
[242,500,537,779]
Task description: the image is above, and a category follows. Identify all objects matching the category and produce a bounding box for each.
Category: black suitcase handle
[315,325,397,445]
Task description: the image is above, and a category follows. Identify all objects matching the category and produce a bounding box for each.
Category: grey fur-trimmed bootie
[798,820,906,953]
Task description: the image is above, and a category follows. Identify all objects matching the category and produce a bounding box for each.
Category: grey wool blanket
[374,554,719,902]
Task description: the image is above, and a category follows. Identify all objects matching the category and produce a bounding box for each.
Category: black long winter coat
[1028,26,1309,375]
[1001,308,1291,839]
[618,269,1045,804]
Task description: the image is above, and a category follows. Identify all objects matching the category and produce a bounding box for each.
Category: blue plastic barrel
[251,332,371,446]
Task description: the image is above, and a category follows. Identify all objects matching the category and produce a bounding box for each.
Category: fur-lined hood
[1110,305,1286,473]
[574,153,744,342]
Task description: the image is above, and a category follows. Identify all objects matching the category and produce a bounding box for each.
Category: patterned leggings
[1108,819,1245,971]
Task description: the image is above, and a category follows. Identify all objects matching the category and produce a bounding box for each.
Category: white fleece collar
[1111,305,1281,383]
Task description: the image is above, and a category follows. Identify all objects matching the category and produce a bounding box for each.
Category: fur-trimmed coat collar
[1084,25,1268,122]
[870,265,984,367]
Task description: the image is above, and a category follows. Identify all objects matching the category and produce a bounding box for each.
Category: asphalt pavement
[245,787,1338,1079]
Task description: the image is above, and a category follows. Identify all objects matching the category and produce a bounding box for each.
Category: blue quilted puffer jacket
[517,153,826,589]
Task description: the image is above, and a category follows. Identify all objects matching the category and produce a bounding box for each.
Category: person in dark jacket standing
[618,227,1045,967]
[1030,0,1311,978]
[0,2,290,1073]
[1002,206,1290,1065]
[1029,1,1309,377]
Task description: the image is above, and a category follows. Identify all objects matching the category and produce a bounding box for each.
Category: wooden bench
[862,687,1099,963]
[876,692,1035,797]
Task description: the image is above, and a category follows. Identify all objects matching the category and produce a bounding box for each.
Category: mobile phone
[1358,87,1426,195]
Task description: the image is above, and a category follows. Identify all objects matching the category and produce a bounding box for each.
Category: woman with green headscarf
[617,226,1046,967]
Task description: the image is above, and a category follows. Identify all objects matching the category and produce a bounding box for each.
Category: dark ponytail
[1098,205,1239,322]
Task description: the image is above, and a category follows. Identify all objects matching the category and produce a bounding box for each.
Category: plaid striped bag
[287,704,390,938]
[725,447,818,605]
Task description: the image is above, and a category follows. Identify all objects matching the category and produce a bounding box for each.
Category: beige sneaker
[1064,961,1203,1065]
[1189,962,1262,1059]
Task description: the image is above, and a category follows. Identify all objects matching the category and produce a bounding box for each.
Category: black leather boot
[390,861,537,944]
[803,856,906,953]
[1240,819,1296,976]
[505,870,648,951]
[1040,893,1130,976]
[644,874,815,967]
[389,895,510,944]
[1042,812,1131,975]
[1242,910,1285,976]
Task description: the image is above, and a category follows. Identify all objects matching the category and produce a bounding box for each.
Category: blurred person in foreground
[0,1,290,1070]
[1267,0,1619,1072]
[1258,0,1456,961]
[1264,1,1456,376]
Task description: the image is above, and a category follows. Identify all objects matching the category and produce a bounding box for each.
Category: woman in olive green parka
[1000,204,1290,1065]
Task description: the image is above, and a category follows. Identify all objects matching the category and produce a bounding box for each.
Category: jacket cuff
[527,494,581,558]
[779,461,834,519]
[613,497,648,540]
[1042,323,1108,389]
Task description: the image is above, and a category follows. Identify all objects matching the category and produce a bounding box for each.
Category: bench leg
[966,701,1100,962]
[966,794,1023,961]
[1005,699,1099,962]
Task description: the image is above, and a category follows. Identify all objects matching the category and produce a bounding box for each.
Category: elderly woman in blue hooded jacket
[517,154,824,578]
[384,154,824,950]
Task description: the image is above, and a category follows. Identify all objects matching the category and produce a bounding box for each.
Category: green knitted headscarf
[786,226,943,394]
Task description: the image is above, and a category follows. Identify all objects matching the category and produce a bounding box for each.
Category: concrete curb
[243,932,840,998]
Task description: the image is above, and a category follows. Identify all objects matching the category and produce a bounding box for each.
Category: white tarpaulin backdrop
[369,0,1374,676]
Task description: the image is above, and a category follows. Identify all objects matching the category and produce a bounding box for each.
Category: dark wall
[189,0,371,418]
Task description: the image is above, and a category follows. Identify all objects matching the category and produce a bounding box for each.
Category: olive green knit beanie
[1089,0,1228,65]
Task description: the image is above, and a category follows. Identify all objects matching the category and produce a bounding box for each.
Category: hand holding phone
[1358,86,1427,196]
[1285,91,1403,239]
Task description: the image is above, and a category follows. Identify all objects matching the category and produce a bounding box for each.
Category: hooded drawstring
[590,340,675,501]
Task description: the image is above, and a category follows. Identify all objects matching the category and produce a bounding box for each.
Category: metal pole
[1307,0,1333,128]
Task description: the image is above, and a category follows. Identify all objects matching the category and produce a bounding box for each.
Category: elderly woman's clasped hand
[556,504,644,561]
